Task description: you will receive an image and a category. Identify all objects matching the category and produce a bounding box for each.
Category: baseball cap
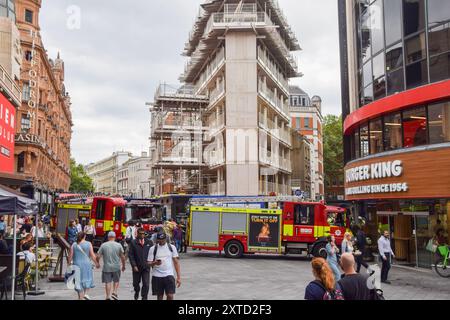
[108,231,116,238]
[157,232,167,240]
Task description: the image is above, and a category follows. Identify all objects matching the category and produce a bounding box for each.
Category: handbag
[426,239,437,253]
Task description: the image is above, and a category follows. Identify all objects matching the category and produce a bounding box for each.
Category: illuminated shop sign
[345,160,409,196]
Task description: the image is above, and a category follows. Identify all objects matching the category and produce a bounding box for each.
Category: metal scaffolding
[149,84,211,195]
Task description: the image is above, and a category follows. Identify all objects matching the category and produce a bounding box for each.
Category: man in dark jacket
[355,228,370,273]
[128,227,152,300]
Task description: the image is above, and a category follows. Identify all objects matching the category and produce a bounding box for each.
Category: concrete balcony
[257,46,289,95]
[259,148,291,173]
[259,181,290,196]
[208,80,225,109]
[258,82,290,120]
[259,116,292,146]
[206,148,225,168]
[191,47,225,93]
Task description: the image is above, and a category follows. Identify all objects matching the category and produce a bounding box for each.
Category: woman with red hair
[304,257,343,300]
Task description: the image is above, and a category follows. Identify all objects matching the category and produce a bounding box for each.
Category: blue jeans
[328,259,342,282]
[175,240,181,252]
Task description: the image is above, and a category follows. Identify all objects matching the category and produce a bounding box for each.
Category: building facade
[126,152,152,198]
[86,151,132,195]
[339,0,450,268]
[290,129,312,199]
[289,86,324,200]
[12,0,73,211]
[178,0,301,196]
[0,0,22,181]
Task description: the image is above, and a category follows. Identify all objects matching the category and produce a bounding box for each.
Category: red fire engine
[188,196,350,259]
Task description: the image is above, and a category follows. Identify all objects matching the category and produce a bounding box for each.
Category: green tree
[69,158,94,193]
[323,115,344,194]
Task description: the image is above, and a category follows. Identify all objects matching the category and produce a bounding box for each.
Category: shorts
[152,275,176,296]
[102,271,121,284]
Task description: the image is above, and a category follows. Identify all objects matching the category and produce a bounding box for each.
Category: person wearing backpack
[147,232,181,300]
[337,253,374,300]
[305,257,344,300]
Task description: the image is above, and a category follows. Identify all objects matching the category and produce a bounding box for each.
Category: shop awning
[0,185,38,216]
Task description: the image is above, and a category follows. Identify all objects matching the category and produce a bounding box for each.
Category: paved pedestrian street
[25,250,450,300]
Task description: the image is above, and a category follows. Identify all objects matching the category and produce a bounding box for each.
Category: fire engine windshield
[327,211,346,227]
[125,204,163,223]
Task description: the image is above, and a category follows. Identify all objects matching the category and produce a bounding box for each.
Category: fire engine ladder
[189,195,306,206]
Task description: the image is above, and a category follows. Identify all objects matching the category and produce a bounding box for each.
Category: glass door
[415,215,432,269]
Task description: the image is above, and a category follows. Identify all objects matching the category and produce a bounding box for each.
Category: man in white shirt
[147,232,181,300]
[378,230,395,284]
[75,219,82,233]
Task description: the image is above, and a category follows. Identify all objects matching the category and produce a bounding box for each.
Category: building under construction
[150,0,302,196]
[149,84,209,195]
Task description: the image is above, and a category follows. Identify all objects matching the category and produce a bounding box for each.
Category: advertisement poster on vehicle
[0,94,15,174]
[248,214,280,248]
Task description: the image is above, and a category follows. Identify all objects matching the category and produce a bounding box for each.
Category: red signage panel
[0,93,15,174]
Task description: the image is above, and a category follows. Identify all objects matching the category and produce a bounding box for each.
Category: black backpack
[152,239,173,262]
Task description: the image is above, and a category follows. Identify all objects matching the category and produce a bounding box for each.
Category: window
[428,101,450,144]
[304,118,311,128]
[403,0,426,37]
[25,51,32,62]
[402,106,428,147]
[296,117,301,130]
[383,112,403,151]
[21,114,30,133]
[294,205,315,225]
[429,53,450,83]
[428,25,450,57]
[360,8,372,63]
[25,9,33,24]
[38,120,41,136]
[406,33,426,64]
[386,43,404,71]
[370,118,384,154]
[115,206,124,222]
[370,0,384,54]
[387,68,405,96]
[360,124,370,157]
[406,59,428,88]
[95,200,106,220]
[363,60,373,87]
[427,0,450,28]
[384,0,403,46]
[22,82,30,101]
[17,152,25,173]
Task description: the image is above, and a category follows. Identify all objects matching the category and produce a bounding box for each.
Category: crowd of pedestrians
[66,219,183,300]
[305,229,390,300]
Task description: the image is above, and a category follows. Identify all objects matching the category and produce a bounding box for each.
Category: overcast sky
[40,0,341,165]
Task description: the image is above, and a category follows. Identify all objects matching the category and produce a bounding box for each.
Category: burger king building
[338,0,450,268]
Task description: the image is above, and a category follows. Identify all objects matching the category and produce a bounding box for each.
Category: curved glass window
[384,0,403,46]
[403,0,426,37]
[370,0,384,55]
[348,99,450,160]
[355,0,450,109]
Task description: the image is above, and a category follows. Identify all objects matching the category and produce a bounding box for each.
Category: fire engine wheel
[313,243,328,259]
[224,241,244,259]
